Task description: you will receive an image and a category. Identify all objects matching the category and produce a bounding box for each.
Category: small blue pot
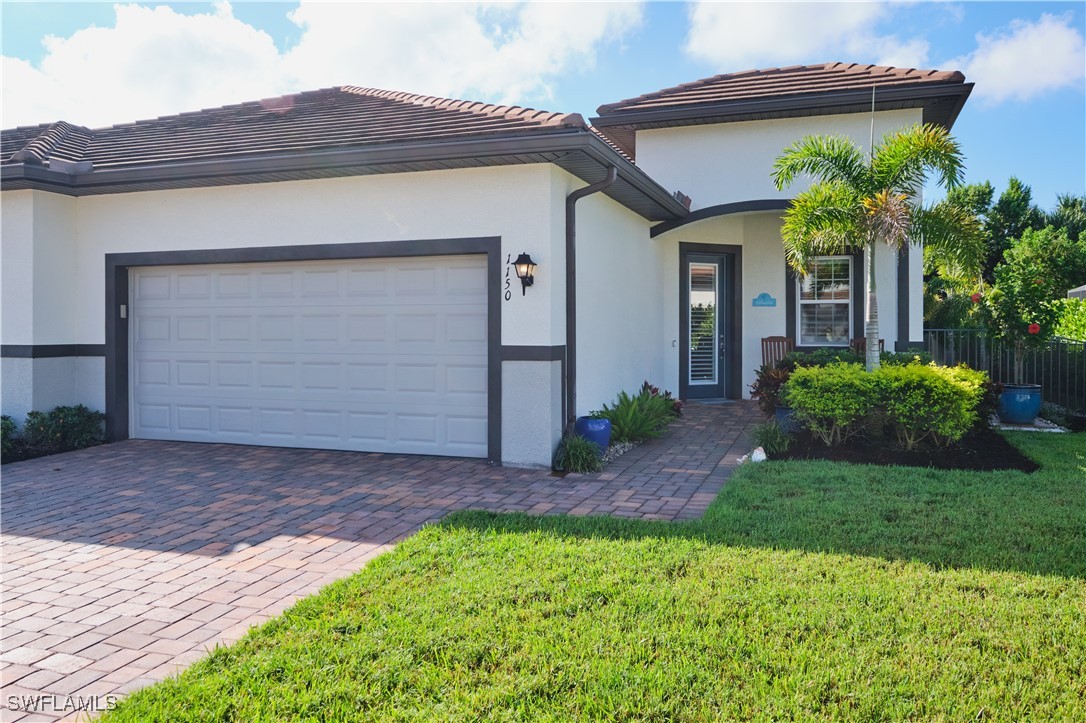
[999,384,1042,425]
[574,416,612,454]
[774,405,798,434]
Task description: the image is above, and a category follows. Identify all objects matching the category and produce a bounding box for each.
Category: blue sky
[2,2,1083,209]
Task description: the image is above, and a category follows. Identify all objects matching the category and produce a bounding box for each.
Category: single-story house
[0,62,972,467]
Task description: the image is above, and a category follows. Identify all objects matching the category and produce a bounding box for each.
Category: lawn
[105,433,1085,721]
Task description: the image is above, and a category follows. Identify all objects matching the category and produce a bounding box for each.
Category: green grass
[105,433,1086,721]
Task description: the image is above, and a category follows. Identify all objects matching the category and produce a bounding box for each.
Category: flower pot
[999,384,1042,425]
[774,405,798,434]
[574,416,612,454]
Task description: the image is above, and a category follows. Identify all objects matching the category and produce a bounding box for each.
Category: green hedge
[782,363,987,449]
[1,405,105,463]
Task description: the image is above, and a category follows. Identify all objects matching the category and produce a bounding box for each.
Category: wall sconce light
[513,253,536,295]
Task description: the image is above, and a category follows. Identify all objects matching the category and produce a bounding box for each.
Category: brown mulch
[775,425,1039,472]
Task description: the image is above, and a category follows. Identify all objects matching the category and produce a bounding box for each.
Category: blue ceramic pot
[774,405,798,434]
[574,416,612,453]
[999,384,1042,425]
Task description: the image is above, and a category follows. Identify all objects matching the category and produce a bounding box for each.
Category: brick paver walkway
[0,401,759,721]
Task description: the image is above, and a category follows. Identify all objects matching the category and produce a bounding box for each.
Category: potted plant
[983,235,1064,424]
[573,414,612,454]
[750,363,796,432]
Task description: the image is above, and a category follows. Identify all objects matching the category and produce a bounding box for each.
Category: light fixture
[513,253,536,295]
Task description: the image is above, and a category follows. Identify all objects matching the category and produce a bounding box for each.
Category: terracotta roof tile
[596,62,967,115]
[1,87,586,170]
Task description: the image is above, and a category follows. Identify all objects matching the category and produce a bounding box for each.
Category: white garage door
[130,255,488,457]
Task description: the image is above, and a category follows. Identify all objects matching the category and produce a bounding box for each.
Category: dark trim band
[105,237,504,465]
[651,199,790,238]
[501,345,566,361]
[897,245,910,349]
[1,344,107,359]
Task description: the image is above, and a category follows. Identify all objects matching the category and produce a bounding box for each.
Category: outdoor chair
[761,336,794,368]
[850,337,885,354]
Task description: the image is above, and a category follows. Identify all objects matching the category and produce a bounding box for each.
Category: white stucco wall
[559,169,668,416]
[1,191,35,345]
[1,166,573,465]
[635,109,925,208]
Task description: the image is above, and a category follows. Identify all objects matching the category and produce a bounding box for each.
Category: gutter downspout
[564,165,618,430]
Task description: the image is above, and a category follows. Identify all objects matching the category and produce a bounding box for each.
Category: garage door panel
[131,255,488,457]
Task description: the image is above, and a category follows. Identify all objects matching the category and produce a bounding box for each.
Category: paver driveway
[1,401,759,721]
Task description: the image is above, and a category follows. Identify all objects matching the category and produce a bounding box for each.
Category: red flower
[970,292,982,303]
[1028,323,1041,335]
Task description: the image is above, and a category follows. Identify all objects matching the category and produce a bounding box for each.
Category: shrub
[780,348,862,371]
[750,364,792,416]
[750,421,792,456]
[877,364,985,450]
[553,434,603,473]
[640,381,684,417]
[1055,298,1086,341]
[1,416,15,459]
[21,404,105,456]
[783,363,877,446]
[881,349,934,366]
[594,383,678,443]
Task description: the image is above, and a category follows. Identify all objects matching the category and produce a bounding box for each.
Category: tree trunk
[865,244,880,372]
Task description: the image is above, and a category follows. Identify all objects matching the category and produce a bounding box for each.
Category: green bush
[21,404,105,456]
[750,421,792,456]
[783,363,877,446]
[877,364,985,450]
[553,434,603,473]
[1055,298,1086,341]
[1,416,15,459]
[780,348,862,371]
[881,349,934,366]
[594,383,677,443]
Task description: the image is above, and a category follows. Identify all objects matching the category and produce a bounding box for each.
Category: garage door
[130,255,488,457]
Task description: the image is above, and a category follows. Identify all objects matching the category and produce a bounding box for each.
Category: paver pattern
[1,401,759,721]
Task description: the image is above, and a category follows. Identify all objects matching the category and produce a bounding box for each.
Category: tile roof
[596,62,966,115]
[592,62,972,159]
[1,86,587,171]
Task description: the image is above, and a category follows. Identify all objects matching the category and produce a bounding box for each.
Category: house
[0,62,972,467]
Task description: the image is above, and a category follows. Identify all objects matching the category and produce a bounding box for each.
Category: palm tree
[772,124,984,371]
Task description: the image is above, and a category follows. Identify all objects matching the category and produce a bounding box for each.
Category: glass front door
[684,255,730,399]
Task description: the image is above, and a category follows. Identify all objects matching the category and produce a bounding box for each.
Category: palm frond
[780,182,865,273]
[771,135,871,192]
[911,200,985,280]
[871,124,966,197]
[863,189,913,251]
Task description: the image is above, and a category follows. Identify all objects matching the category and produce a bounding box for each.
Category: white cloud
[1,1,643,129]
[949,13,1085,106]
[684,1,929,71]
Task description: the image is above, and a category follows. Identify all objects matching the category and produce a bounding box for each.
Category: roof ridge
[341,86,586,129]
[8,120,94,165]
[596,61,965,114]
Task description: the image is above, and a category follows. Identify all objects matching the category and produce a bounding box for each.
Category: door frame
[678,243,742,400]
[105,237,504,463]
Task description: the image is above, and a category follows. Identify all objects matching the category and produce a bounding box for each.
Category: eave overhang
[1,129,689,223]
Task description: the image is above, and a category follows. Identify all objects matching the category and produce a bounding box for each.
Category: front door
[681,249,739,400]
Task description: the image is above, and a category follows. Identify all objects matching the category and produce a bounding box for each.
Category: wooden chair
[850,337,885,354]
[761,336,795,368]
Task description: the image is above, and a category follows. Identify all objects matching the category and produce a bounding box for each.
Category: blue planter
[774,405,798,434]
[999,384,1042,425]
[574,416,612,454]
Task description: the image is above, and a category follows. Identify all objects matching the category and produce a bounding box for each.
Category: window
[798,256,852,346]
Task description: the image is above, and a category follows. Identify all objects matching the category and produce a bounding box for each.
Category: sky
[2,1,1083,209]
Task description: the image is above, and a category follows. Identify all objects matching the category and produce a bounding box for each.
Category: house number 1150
[503,254,513,301]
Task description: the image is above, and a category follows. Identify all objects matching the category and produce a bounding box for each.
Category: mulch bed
[775,425,1039,472]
